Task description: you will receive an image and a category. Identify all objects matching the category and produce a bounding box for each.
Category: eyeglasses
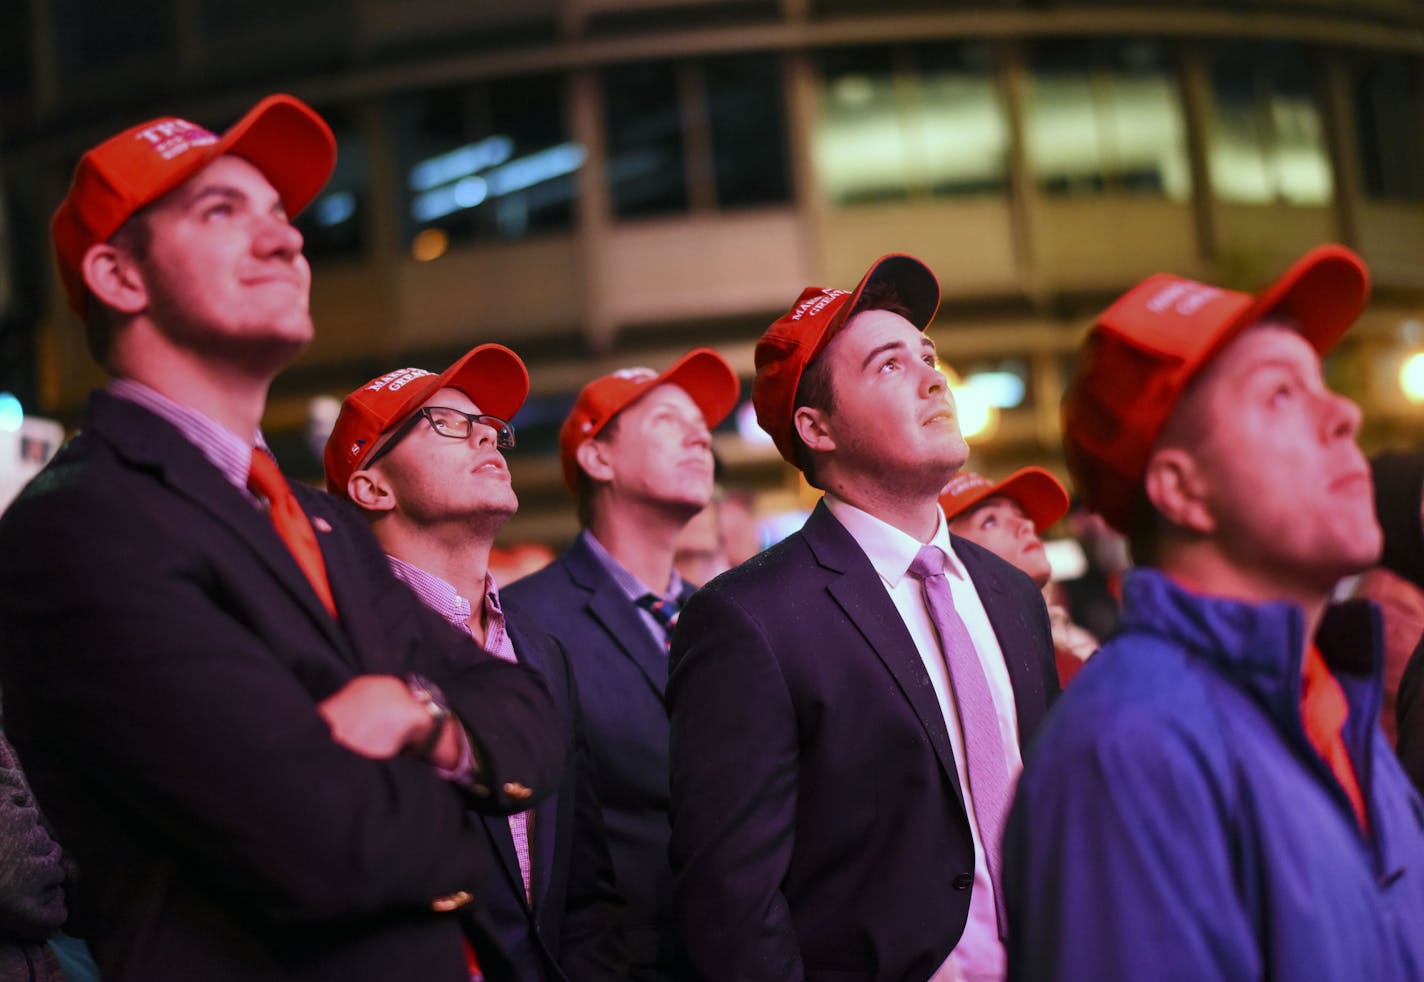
[364,406,516,469]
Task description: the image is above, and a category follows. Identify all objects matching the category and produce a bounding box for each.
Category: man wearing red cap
[0,97,564,981]
[940,468,1098,684]
[502,348,739,981]
[323,344,628,981]
[667,256,1058,982]
[1004,245,1424,980]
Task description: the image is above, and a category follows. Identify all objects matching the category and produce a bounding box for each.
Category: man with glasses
[503,348,739,980]
[325,345,629,982]
[0,96,563,980]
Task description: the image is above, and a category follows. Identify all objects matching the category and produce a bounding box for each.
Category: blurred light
[964,370,1025,409]
[408,136,514,192]
[411,228,449,262]
[951,383,996,441]
[1403,319,1423,345]
[485,143,586,196]
[735,401,772,446]
[313,191,357,228]
[1044,538,1088,582]
[832,75,875,107]
[1400,351,1424,404]
[0,393,21,433]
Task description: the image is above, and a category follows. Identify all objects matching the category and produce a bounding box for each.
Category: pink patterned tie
[906,544,1011,937]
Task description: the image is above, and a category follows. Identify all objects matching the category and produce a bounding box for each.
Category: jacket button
[952,873,973,891]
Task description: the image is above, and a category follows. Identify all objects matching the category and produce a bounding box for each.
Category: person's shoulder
[1023,634,1229,778]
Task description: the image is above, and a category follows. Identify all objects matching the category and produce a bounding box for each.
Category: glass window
[292,105,367,262]
[815,42,1008,206]
[55,0,168,77]
[604,60,690,217]
[1352,54,1424,201]
[1024,38,1190,199]
[1208,41,1333,205]
[705,53,792,208]
[391,75,579,246]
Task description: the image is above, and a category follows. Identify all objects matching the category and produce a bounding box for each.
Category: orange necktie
[247,449,337,618]
[1300,643,1369,834]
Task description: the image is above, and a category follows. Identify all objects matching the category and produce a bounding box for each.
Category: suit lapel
[956,537,1052,742]
[89,392,351,656]
[803,504,968,816]
[564,538,669,701]
[479,813,530,909]
[504,618,561,911]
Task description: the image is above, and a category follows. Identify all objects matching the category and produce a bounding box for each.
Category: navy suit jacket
[474,610,628,980]
[0,392,565,982]
[667,501,1059,982]
[503,535,691,980]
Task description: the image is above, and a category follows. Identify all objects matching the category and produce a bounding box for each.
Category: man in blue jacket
[1005,244,1424,980]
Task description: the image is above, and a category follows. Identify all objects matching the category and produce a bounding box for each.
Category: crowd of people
[3,92,1424,982]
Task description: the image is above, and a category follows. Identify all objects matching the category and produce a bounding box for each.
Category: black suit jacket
[667,502,1059,982]
[474,611,628,980]
[503,535,691,980]
[0,392,565,982]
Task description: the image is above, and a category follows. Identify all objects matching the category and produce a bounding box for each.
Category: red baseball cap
[940,466,1070,533]
[51,93,336,317]
[324,344,530,497]
[559,347,740,492]
[1062,243,1370,534]
[752,254,940,465]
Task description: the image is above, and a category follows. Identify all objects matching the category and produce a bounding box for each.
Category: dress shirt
[110,378,259,499]
[579,529,688,650]
[823,495,1021,982]
[387,556,535,903]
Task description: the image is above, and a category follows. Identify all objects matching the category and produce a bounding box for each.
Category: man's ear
[348,469,397,514]
[793,405,835,454]
[81,243,147,315]
[575,438,614,484]
[1143,447,1214,535]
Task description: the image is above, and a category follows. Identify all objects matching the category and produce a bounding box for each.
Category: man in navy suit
[0,95,563,981]
[667,255,1059,982]
[503,348,739,980]
[323,344,628,980]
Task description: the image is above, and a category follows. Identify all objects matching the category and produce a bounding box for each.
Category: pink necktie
[907,544,1011,937]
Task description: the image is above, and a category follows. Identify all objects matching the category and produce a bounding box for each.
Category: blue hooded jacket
[1005,569,1424,981]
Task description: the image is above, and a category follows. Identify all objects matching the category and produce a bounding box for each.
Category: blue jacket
[1004,569,1424,982]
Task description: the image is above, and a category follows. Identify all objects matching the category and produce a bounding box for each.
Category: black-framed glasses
[364,406,516,469]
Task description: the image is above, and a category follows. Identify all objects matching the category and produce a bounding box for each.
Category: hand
[318,675,430,760]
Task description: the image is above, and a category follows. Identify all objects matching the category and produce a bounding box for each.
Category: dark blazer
[476,611,628,980]
[503,535,691,980]
[0,392,565,982]
[667,501,1059,982]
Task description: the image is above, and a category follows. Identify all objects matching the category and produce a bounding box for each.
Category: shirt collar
[823,493,967,587]
[579,528,686,603]
[109,377,266,492]
[385,555,491,630]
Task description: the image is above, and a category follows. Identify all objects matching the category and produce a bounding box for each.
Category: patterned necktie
[247,449,337,618]
[636,592,681,651]
[906,544,1012,937]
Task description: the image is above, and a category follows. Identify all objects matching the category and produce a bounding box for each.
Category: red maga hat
[752,254,939,466]
[325,344,530,497]
[51,94,336,317]
[940,467,1070,534]
[559,348,740,492]
[1062,244,1369,534]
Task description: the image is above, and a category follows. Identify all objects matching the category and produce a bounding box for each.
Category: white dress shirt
[823,495,1021,982]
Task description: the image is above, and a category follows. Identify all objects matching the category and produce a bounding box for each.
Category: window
[1024,38,1190,199]
[1208,41,1333,205]
[1352,54,1424,201]
[292,105,367,262]
[391,75,580,247]
[603,54,791,218]
[815,42,1009,206]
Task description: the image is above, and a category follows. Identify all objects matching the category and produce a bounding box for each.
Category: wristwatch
[406,674,451,758]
